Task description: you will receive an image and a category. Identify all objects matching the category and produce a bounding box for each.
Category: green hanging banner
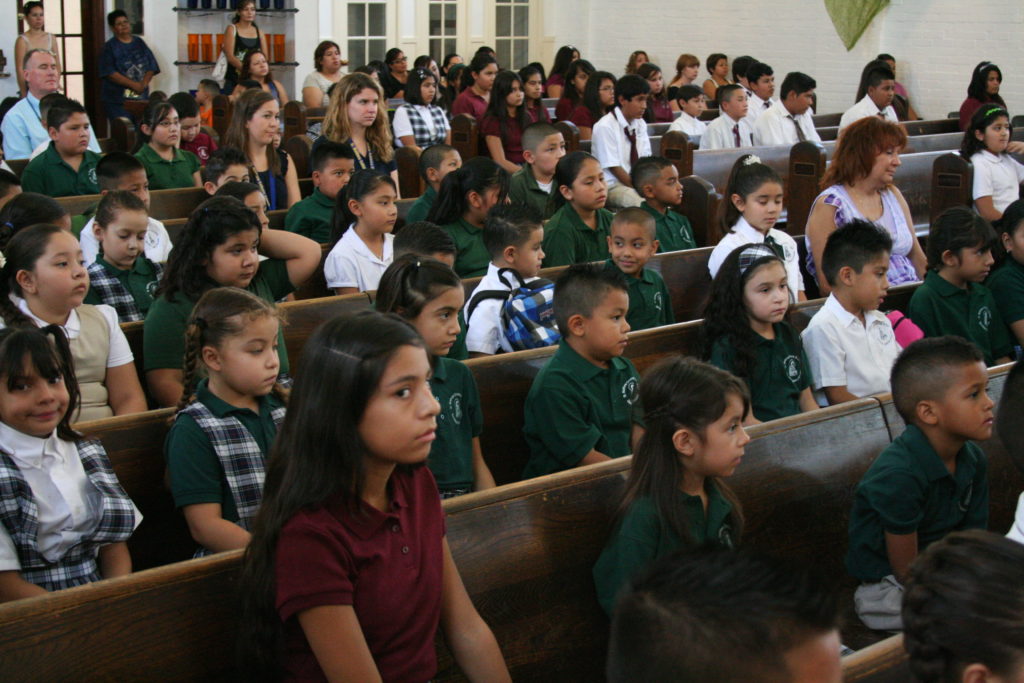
[825,0,890,50]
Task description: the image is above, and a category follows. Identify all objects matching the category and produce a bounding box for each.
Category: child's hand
[1007,141,1024,155]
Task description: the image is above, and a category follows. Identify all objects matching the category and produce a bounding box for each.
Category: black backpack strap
[466,289,512,322]
[497,268,529,290]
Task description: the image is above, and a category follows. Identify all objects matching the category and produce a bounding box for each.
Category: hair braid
[174,320,204,417]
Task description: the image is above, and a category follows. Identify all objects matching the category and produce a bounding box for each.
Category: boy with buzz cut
[802,219,901,406]
[78,152,173,264]
[608,546,842,683]
[667,85,708,139]
[465,204,547,357]
[20,99,100,198]
[605,208,674,331]
[631,156,697,253]
[284,141,356,243]
[509,122,566,218]
[847,336,992,630]
[592,74,651,209]
[700,84,752,150]
[909,206,1013,366]
[201,147,251,195]
[406,143,462,223]
[521,263,642,478]
[196,79,220,128]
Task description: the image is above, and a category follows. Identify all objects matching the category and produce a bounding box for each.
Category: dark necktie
[733,124,741,147]
[788,115,806,142]
[763,100,771,109]
[764,234,784,259]
[877,111,886,118]
[624,126,639,165]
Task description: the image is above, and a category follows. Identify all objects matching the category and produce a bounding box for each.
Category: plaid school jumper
[180,401,286,557]
[401,104,450,148]
[86,260,165,323]
[0,439,137,590]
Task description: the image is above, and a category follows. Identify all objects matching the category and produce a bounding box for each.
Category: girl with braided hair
[165,287,286,556]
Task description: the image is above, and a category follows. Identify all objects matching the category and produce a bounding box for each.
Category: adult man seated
[1,49,101,160]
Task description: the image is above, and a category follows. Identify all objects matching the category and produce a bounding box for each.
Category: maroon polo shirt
[451,89,488,120]
[181,132,218,165]
[275,465,446,682]
[480,114,525,164]
[555,96,576,122]
[569,105,599,130]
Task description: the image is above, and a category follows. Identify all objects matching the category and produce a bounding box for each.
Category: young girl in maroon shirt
[237,311,509,682]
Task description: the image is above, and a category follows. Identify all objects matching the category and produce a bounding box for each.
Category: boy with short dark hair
[909,206,1013,366]
[509,122,565,218]
[840,61,898,129]
[202,147,250,195]
[78,152,173,264]
[0,169,21,210]
[284,141,356,243]
[631,156,696,253]
[169,92,218,165]
[522,263,641,478]
[592,74,651,209]
[605,207,673,331]
[847,336,992,629]
[731,55,756,96]
[608,546,842,682]
[753,71,821,146]
[802,220,901,405]
[700,84,751,150]
[465,204,548,356]
[28,93,70,160]
[406,143,461,223]
[196,79,220,127]
[20,100,100,197]
[743,61,776,126]
[667,85,707,139]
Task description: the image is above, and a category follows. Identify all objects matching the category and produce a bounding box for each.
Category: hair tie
[1,222,12,230]
[984,107,1005,118]
[737,244,779,277]
[743,155,761,166]
[193,316,208,330]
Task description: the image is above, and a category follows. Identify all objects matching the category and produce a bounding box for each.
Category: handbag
[211,52,228,83]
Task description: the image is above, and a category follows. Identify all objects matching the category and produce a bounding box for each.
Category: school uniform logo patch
[978,306,992,331]
[719,523,734,549]
[654,292,663,312]
[783,355,802,385]
[959,482,973,512]
[88,168,98,185]
[448,393,463,425]
[145,227,161,250]
[146,280,159,296]
[873,322,893,347]
[622,377,639,406]
[782,240,796,262]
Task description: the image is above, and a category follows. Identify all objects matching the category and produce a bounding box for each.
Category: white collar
[12,295,79,336]
[777,100,802,118]
[858,94,888,115]
[0,420,65,469]
[614,107,640,130]
[732,216,764,241]
[980,149,1006,162]
[824,293,887,328]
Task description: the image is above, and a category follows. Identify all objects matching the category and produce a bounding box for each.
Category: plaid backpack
[467,268,560,351]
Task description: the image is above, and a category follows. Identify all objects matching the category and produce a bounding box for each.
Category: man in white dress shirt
[744,61,776,128]
[754,72,822,146]
[839,62,898,130]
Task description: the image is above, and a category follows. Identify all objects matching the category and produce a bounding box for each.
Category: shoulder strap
[466,289,512,323]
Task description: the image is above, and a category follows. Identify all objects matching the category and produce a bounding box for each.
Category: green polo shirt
[83,255,161,317]
[284,188,335,243]
[450,310,469,361]
[144,259,294,374]
[135,144,201,190]
[987,257,1024,341]
[593,484,736,614]
[522,340,641,479]
[509,164,555,219]
[443,217,490,278]
[428,356,483,493]
[604,259,674,332]
[908,270,1012,366]
[19,142,100,197]
[709,322,811,422]
[71,203,98,238]
[541,204,614,268]
[406,185,437,224]
[165,378,284,523]
[641,201,697,253]
[846,423,988,582]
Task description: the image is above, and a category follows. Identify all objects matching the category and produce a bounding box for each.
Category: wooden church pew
[841,635,909,683]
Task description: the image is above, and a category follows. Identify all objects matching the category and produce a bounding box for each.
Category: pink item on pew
[886,310,924,348]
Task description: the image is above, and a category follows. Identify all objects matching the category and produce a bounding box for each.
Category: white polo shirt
[839,95,898,130]
[700,113,753,150]
[971,150,1024,214]
[592,107,651,189]
[323,225,394,291]
[79,215,173,265]
[668,112,707,139]
[465,263,539,355]
[708,216,804,300]
[1007,493,1024,544]
[801,294,901,406]
[1,296,134,368]
[753,100,822,147]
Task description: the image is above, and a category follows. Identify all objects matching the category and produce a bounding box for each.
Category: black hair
[214,180,263,206]
[927,206,997,271]
[731,55,754,83]
[384,47,404,67]
[519,62,547,87]
[855,60,896,101]
[426,157,509,225]
[135,100,178,152]
[198,79,221,95]
[553,263,627,336]
[0,325,81,442]
[331,170,397,243]
[607,546,839,682]
[780,72,816,100]
[0,170,21,197]
[820,219,893,286]
[412,54,434,70]
[460,53,498,91]
[402,67,437,106]
[615,74,650,104]
[630,155,673,194]
[720,154,783,237]
[581,70,616,122]
[550,45,579,82]
[675,84,704,104]
[483,203,543,259]
[418,143,458,182]
[236,311,425,679]
[441,53,461,77]
[484,70,531,144]
[202,146,250,186]
[157,196,262,302]
[0,224,75,327]
[309,139,356,174]
[960,105,1010,159]
[393,221,456,259]
[474,45,496,58]
[521,121,560,153]
[610,207,656,242]
[996,357,1024,474]
[232,0,257,23]
[375,253,461,321]
[702,243,786,379]
[45,98,86,131]
[746,61,774,85]
[96,152,146,191]
[106,9,127,27]
[0,192,67,233]
[313,40,341,72]
[551,150,600,210]
[891,336,985,423]
[967,61,1006,106]
[716,83,743,107]
[637,64,666,123]
[996,199,1024,240]
[95,190,146,230]
[238,79,261,91]
[22,1,44,14]
[705,53,727,76]
[38,93,69,126]
[876,53,895,63]
[562,59,596,108]
[168,92,200,120]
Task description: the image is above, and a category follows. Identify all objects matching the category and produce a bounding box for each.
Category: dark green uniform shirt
[284,188,335,243]
[710,322,811,422]
[641,201,697,252]
[144,259,294,373]
[405,185,437,224]
[428,357,484,493]
[443,217,490,278]
[165,378,284,523]
[83,255,161,317]
[986,257,1024,345]
[541,204,614,268]
[20,142,100,197]
[135,144,201,190]
[522,341,641,478]
[450,310,469,361]
[846,423,988,581]
[593,484,736,614]
[509,164,555,218]
[909,270,1012,366]
[604,259,674,332]
[71,204,98,238]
